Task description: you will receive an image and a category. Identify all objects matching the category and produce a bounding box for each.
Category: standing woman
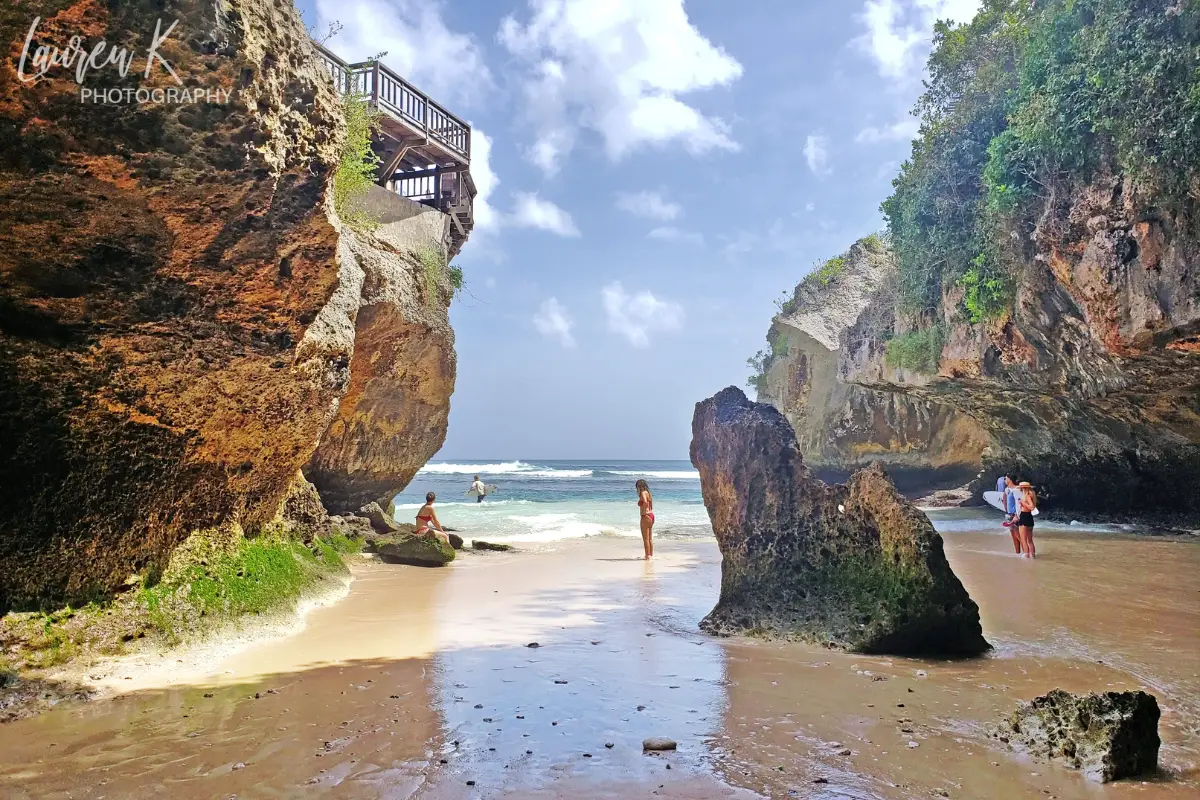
[635,479,655,559]
[1017,481,1037,559]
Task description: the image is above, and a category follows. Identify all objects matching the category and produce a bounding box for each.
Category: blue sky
[293,0,981,460]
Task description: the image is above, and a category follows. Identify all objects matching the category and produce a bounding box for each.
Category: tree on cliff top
[883,0,1200,324]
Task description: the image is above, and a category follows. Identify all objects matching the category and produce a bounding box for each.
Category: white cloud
[804,135,831,176]
[856,118,920,143]
[317,0,492,107]
[468,128,499,231]
[805,202,816,212]
[499,0,743,174]
[616,191,681,221]
[647,226,703,245]
[601,281,684,347]
[510,192,581,237]
[533,297,576,347]
[856,0,982,81]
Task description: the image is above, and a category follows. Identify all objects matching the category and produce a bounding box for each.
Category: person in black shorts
[1016,481,1038,559]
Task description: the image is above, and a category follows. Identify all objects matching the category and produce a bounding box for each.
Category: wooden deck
[314,42,475,257]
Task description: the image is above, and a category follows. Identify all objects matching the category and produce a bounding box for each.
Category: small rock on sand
[232,762,246,770]
[526,642,540,648]
[643,738,677,751]
[554,680,568,684]
[605,742,614,748]
[473,540,515,551]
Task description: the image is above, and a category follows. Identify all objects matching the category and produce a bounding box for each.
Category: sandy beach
[1,527,1197,799]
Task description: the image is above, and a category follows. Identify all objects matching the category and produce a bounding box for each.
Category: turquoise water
[390,460,711,543]
[389,460,1133,545]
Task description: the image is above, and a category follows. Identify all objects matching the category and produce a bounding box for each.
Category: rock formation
[365,532,456,567]
[755,238,990,494]
[0,1,457,608]
[305,197,456,513]
[994,689,1160,783]
[843,180,1200,517]
[690,387,988,655]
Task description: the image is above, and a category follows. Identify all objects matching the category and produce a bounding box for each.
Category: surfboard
[984,490,1039,516]
[466,484,499,498]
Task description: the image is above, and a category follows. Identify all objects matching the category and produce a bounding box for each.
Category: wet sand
[1,528,1197,799]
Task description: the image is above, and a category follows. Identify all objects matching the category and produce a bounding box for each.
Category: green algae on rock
[994,689,1161,783]
[365,533,456,567]
[690,387,988,656]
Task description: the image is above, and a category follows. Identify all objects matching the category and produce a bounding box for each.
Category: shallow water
[1,525,1196,799]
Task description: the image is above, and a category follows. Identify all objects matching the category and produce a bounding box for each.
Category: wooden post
[371,61,380,106]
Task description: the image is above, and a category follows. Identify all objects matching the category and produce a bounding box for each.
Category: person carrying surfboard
[1003,474,1023,554]
[470,475,487,503]
[1016,482,1038,559]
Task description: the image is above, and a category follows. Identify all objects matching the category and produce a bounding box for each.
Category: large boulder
[304,205,457,513]
[993,689,1160,782]
[365,533,455,567]
[690,387,988,656]
[358,502,404,535]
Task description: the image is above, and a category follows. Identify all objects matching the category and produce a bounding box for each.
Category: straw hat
[1017,481,1033,488]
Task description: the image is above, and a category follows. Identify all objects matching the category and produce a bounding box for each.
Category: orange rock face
[0,1,456,606]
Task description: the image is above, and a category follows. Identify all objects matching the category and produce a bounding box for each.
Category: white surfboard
[984,490,1038,515]
[466,484,499,498]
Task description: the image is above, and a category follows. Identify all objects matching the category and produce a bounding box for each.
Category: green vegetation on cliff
[885,325,946,375]
[746,328,790,394]
[334,94,383,230]
[883,0,1200,323]
[416,246,465,307]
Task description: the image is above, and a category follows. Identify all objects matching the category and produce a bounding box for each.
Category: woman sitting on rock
[1017,482,1038,559]
[416,492,450,544]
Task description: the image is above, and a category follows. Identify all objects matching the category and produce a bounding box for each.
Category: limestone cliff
[844,178,1200,517]
[755,238,990,493]
[691,387,988,656]
[854,1,1200,518]
[0,1,456,608]
[305,191,456,513]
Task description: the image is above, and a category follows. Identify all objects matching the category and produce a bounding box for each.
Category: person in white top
[470,475,487,503]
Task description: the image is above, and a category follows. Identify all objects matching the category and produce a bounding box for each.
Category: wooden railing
[386,166,472,218]
[313,42,471,162]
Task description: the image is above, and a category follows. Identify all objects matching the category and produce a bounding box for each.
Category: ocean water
[389,460,711,543]
[388,460,1134,545]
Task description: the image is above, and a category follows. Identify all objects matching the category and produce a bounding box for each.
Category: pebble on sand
[526,642,540,648]
[643,738,677,751]
[605,742,614,748]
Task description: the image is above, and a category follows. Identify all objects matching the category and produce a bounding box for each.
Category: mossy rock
[365,533,455,567]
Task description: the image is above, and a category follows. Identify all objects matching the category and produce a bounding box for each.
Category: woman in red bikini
[636,479,655,559]
[415,492,450,544]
